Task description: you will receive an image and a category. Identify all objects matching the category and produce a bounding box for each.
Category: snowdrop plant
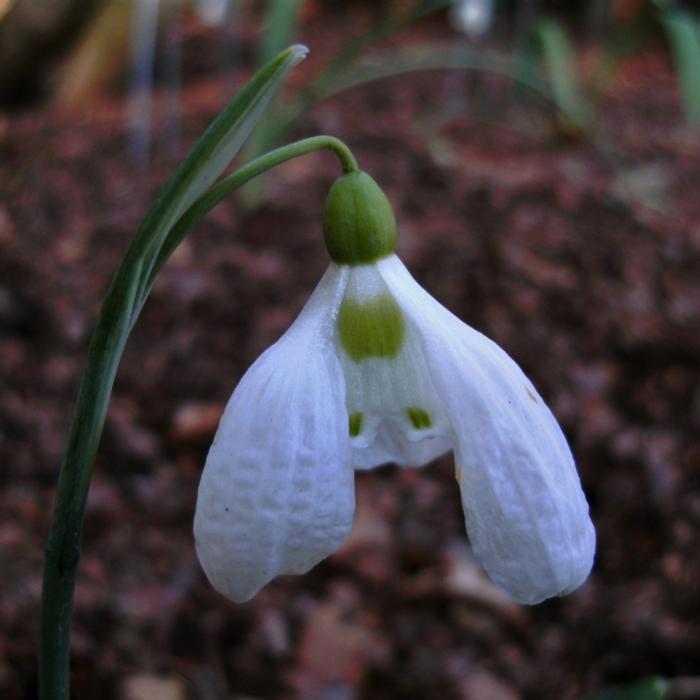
[40,44,594,700]
[194,170,596,606]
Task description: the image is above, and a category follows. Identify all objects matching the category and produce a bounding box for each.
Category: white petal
[378,255,595,604]
[352,419,452,470]
[334,263,452,458]
[194,265,355,602]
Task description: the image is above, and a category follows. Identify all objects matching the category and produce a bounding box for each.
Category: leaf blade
[662,10,700,127]
[40,45,308,700]
[132,43,308,304]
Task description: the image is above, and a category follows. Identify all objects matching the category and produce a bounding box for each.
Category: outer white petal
[378,255,595,604]
[194,265,354,603]
[352,420,452,470]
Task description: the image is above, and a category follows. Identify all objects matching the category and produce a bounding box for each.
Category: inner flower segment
[334,264,449,450]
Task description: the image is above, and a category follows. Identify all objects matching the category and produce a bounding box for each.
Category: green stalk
[141,136,357,298]
[39,128,356,700]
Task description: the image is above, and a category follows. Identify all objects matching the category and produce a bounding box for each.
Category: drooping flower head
[194,169,596,605]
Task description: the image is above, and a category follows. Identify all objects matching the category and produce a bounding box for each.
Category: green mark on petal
[338,293,405,361]
[349,412,363,437]
[406,407,432,430]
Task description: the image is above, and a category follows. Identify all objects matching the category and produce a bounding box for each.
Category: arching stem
[141,135,358,298]
[39,134,358,700]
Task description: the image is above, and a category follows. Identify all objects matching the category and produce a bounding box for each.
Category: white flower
[193,172,595,605]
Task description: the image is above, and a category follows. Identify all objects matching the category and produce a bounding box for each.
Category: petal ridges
[378,255,595,604]
[193,266,355,602]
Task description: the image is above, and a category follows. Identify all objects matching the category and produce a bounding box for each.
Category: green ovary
[337,293,405,361]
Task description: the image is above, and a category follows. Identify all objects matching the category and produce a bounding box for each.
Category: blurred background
[1,1,700,699]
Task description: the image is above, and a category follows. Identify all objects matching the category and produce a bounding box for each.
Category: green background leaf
[583,677,669,700]
[662,10,700,127]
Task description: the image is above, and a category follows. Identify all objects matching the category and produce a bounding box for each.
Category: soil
[1,9,699,700]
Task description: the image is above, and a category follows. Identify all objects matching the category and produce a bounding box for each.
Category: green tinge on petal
[338,293,405,361]
[406,407,432,430]
[349,412,363,437]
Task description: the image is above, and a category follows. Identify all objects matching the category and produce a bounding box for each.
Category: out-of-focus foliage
[54,0,131,109]
[661,9,700,126]
[240,0,307,202]
[258,0,306,66]
[0,0,104,103]
[518,17,592,133]
[583,677,668,700]
[5,0,700,140]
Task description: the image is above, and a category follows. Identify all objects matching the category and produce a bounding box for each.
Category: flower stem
[39,134,357,700]
[141,135,358,296]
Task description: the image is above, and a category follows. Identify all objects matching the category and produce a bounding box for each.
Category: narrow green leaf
[296,0,453,102]
[133,43,308,305]
[662,10,700,127]
[259,0,306,67]
[39,45,307,700]
[299,44,518,101]
[536,18,592,130]
[163,43,307,213]
[243,0,453,165]
[583,677,669,700]
[240,1,307,205]
[276,42,569,140]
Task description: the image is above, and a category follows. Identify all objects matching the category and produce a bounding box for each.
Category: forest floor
[1,9,699,700]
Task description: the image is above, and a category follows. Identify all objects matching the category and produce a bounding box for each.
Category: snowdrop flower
[194,170,596,605]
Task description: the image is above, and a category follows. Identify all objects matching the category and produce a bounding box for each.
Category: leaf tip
[289,44,310,63]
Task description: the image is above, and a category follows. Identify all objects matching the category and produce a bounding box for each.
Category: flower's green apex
[338,293,405,361]
[323,171,397,265]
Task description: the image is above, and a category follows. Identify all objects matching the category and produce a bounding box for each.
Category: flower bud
[323,171,397,265]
